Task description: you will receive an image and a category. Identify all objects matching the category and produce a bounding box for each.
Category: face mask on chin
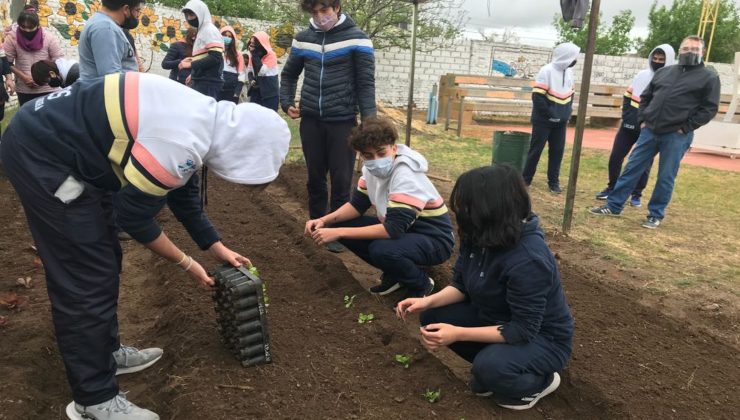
[121,16,139,30]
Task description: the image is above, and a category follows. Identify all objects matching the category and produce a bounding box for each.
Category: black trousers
[299,116,356,219]
[522,123,567,187]
[1,126,121,406]
[17,91,49,106]
[607,127,653,198]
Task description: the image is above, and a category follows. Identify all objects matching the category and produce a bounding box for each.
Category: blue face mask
[223,37,232,46]
[364,156,394,179]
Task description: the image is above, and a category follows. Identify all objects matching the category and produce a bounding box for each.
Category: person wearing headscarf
[179,0,224,99]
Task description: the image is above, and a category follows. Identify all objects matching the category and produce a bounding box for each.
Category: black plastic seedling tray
[211,264,272,367]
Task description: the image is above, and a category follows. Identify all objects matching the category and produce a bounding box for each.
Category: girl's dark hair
[450,164,532,250]
[300,0,341,13]
[348,117,397,152]
[223,32,238,67]
[30,59,56,85]
[17,10,40,28]
[184,28,197,57]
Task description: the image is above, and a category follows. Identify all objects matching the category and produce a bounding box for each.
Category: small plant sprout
[248,264,268,307]
[423,389,441,403]
[357,312,374,324]
[344,294,357,309]
[394,354,411,368]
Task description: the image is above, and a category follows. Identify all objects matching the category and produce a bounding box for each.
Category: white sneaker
[113,345,163,375]
[497,372,561,410]
[66,392,159,420]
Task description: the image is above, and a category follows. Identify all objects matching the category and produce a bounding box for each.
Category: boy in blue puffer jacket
[522,42,580,193]
[281,0,377,253]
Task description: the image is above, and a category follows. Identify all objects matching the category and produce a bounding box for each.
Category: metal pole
[562,0,601,234]
[404,1,419,146]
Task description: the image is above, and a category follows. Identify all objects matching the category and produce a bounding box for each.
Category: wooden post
[562,0,601,234]
[444,96,452,131]
[456,96,465,137]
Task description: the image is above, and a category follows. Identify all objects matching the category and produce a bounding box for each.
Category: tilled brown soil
[0,165,738,419]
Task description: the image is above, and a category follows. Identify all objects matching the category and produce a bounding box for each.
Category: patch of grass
[1,106,17,132]
[406,123,740,297]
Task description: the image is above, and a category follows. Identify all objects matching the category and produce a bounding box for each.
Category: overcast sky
[461,0,740,47]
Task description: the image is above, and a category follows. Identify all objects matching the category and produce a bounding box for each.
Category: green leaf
[82,12,89,20]
[156,33,164,42]
[53,23,71,40]
[159,43,170,53]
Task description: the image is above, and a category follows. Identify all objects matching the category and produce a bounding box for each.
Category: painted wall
[1,1,735,111]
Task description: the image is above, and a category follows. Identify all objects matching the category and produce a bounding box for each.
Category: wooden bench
[439,73,739,137]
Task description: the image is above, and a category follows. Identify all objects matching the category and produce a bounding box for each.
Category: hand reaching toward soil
[182,258,213,288]
[209,241,251,268]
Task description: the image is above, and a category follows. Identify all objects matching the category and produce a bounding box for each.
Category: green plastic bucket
[491,131,530,172]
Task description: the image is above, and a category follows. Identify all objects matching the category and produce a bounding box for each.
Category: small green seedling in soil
[248,264,269,307]
[423,389,441,403]
[394,354,412,368]
[357,312,374,324]
[344,294,357,309]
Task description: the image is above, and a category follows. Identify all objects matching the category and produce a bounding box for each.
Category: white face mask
[364,156,394,179]
[315,14,338,31]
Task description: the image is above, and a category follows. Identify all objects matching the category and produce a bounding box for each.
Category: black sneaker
[369,276,401,296]
[595,188,612,200]
[470,376,493,397]
[549,184,563,194]
[588,205,620,216]
[398,277,435,300]
[325,241,346,253]
[496,372,560,411]
[641,216,661,229]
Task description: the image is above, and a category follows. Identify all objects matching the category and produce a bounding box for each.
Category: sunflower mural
[269,23,295,58]
[0,2,10,29]
[57,1,87,25]
[130,6,158,36]
[30,0,54,28]
[211,15,226,29]
[66,23,84,46]
[159,16,183,44]
[87,0,102,16]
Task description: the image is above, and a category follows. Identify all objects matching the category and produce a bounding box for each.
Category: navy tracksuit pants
[522,123,567,188]
[420,302,571,400]
[336,216,453,292]
[300,116,357,219]
[1,126,121,406]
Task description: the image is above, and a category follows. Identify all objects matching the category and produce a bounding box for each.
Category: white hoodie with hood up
[532,42,580,125]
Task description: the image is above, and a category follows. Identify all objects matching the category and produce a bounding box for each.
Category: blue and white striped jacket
[280,14,377,122]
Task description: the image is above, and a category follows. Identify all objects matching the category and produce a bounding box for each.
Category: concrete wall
[1,1,736,111]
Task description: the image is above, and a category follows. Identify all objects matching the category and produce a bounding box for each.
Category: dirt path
[1,166,739,419]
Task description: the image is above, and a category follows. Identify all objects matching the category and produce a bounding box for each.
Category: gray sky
[461,0,740,47]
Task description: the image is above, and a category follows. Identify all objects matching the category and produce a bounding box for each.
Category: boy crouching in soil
[305,117,454,301]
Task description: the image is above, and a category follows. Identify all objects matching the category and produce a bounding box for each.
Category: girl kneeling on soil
[305,117,455,300]
[396,164,574,411]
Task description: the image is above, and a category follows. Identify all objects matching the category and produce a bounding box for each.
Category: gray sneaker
[66,392,159,420]
[641,216,661,229]
[114,345,163,376]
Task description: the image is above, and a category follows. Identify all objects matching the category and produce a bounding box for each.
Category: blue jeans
[420,302,571,399]
[336,216,453,291]
[607,128,693,219]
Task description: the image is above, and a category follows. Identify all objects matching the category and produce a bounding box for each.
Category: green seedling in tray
[394,354,412,368]
[344,294,357,309]
[423,389,441,403]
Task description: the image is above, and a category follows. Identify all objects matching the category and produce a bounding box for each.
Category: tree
[552,9,635,55]
[156,0,277,21]
[272,0,467,50]
[637,0,740,63]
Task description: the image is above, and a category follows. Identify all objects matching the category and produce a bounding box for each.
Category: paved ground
[468,123,740,172]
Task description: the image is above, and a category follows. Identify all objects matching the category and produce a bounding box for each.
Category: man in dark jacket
[280,0,377,252]
[590,35,720,229]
